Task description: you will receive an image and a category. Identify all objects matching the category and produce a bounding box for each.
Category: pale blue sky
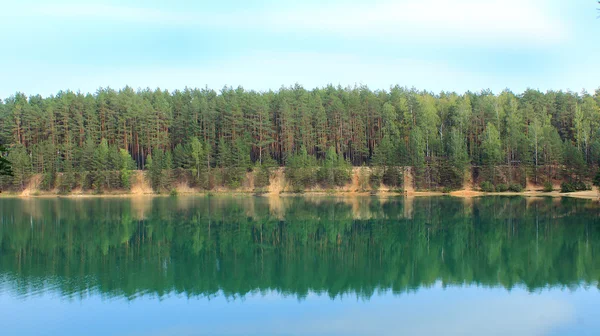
[3,285,600,335]
[1,0,598,97]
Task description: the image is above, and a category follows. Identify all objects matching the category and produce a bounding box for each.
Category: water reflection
[0,196,599,301]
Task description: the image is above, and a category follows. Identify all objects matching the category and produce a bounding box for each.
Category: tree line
[1,85,599,192]
[1,196,598,300]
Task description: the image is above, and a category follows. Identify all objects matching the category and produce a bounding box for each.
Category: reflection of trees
[0,196,599,300]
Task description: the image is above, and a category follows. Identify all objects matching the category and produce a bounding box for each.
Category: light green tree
[8,144,31,190]
[190,137,205,180]
[481,123,502,182]
[0,145,12,177]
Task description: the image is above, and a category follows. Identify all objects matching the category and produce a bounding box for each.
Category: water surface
[0,196,599,335]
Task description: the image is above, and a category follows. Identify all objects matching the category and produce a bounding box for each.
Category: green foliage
[370,135,403,188]
[253,168,270,190]
[369,170,382,191]
[253,160,275,190]
[94,139,109,171]
[0,145,12,177]
[563,141,586,180]
[508,184,524,192]
[234,133,253,171]
[173,143,191,169]
[447,128,469,183]
[120,170,133,190]
[560,180,592,192]
[8,145,31,190]
[146,150,172,193]
[118,149,136,170]
[58,173,75,194]
[409,127,426,188]
[163,150,173,187]
[543,181,554,192]
[116,148,136,190]
[1,85,600,193]
[372,135,395,168]
[58,160,76,194]
[92,139,110,190]
[189,137,204,174]
[181,137,211,189]
[480,181,495,192]
[82,138,97,172]
[561,182,576,193]
[317,147,352,188]
[217,137,245,188]
[358,167,369,192]
[221,167,244,189]
[382,167,403,188]
[482,123,502,167]
[286,146,318,192]
[496,184,508,192]
[561,181,590,193]
[436,158,462,189]
[40,172,57,191]
[594,168,600,188]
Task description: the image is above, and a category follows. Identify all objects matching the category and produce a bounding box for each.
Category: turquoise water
[0,196,599,335]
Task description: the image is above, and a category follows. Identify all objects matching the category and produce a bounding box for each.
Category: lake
[0,196,599,335]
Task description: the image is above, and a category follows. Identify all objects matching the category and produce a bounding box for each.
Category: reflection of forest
[0,196,599,300]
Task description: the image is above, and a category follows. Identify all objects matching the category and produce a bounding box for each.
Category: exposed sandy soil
[267,168,285,194]
[404,167,415,193]
[449,187,600,200]
[130,171,153,195]
[525,178,538,192]
[560,189,600,200]
[20,174,42,197]
[3,168,599,201]
[350,168,360,192]
[449,189,482,197]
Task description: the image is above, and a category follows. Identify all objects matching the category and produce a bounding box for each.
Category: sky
[0,0,599,97]
[3,285,600,336]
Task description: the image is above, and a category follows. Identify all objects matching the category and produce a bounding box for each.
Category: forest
[0,85,599,192]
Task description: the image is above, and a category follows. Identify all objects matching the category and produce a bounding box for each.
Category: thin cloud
[269,0,568,46]
[0,51,506,97]
[31,4,211,25]
[29,0,568,47]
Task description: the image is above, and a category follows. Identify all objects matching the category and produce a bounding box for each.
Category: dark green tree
[0,145,12,177]
[8,144,31,190]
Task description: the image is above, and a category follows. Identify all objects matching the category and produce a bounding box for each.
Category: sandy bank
[1,188,598,200]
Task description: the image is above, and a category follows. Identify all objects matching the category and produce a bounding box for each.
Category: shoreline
[3,168,599,200]
[1,188,598,200]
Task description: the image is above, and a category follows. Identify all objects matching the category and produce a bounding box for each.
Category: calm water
[0,196,599,335]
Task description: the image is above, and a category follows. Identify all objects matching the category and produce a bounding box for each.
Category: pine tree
[1,84,600,193]
[173,143,191,169]
[163,149,173,188]
[318,146,338,187]
[119,148,135,189]
[481,123,502,183]
[82,138,96,172]
[410,127,426,189]
[146,150,164,193]
[445,128,469,188]
[94,138,110,190]
[0,145,11,177]
[9,144,31,190]
[59,158,75,193]
[371,135,401,187]
[233,133,252,171]
[189,137,204,176]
